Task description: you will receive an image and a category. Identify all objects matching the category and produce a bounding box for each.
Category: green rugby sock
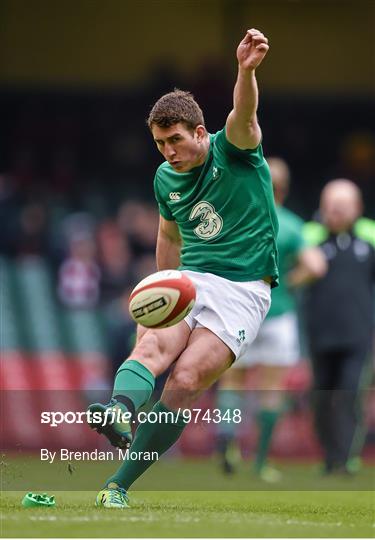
[216,389,243,439]
[106,401,188,490]
[254,408,280,472]
[112,359,155,414]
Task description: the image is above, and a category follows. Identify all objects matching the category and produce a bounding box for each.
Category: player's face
[152,123,206,172]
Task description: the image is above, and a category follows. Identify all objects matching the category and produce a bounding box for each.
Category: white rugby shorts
[233,311,300,368]
[182,270,271,363]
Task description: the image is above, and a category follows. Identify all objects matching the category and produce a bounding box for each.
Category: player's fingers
[242,32,254,44]
[243,29,268,49]
[251,35,269,45]
[255,43,269,52]
[240,33,252,46]
[243,33,263,45]
[244,29,258,41]
[247,28,265,38]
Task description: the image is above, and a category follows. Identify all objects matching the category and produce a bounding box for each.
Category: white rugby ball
[128,270,196,328]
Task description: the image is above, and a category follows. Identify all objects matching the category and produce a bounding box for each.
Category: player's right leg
[87,321,191,450]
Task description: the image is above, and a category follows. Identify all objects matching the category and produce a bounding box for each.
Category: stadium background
[1,0,374,467]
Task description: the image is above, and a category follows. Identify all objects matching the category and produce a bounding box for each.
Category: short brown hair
[147,89,205,130]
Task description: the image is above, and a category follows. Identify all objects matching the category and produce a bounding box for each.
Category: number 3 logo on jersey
[189,201,223,239]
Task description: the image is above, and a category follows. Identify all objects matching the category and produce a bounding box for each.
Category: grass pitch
[1,458,374,537]
[2,490,374,538]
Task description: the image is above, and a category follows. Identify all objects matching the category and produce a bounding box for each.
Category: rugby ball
[128,270,196,328]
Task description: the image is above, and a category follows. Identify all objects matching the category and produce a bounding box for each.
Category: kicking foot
[96,483,129,509]
[87,399,132,449]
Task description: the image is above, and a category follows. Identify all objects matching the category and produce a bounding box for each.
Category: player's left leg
[104,327,234,491]
[215,367,246,474]
[251,312,301,481]
[253,364,286,482]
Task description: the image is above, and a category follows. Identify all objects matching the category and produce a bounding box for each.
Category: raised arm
[156,216,182,271]
[226,28,269,150]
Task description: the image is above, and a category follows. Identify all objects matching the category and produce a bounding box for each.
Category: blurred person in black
[303,179,375,474]
[116,200,159,258]
[14,201,50,258]
[0,174,21,256]
[96,219,133,305]
[103,285,137,377]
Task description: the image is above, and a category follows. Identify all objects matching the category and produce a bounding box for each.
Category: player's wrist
[238,65,256,77]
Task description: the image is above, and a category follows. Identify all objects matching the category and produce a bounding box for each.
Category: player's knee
[129,332,165,376]
[169,368,200,394]
[132,331,162,362]
[136,325,148,343]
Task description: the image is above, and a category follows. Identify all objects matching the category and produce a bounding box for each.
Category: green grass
[1,458,374,537]
[1,490,374,537]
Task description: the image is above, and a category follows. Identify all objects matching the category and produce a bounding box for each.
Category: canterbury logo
[212,166,220,180]
[169,192,181,201]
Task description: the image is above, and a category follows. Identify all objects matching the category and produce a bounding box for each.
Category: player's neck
[193,136,210,168]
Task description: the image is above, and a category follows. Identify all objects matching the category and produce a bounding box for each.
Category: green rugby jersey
[154,128,279,286]
[267,205,306,318]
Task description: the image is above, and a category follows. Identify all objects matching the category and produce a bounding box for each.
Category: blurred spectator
[132,253,157,282]
[0,174,21,256]
[57,230,101,309]
[117,200,159,257]
[14,202,49,258]
[102,286,136,376]
[61,212,96,242]
[96,219,133,304]
[10,146,36,193]
[110,131,144,175]
[50,146,77,197]
[304,179,375,475]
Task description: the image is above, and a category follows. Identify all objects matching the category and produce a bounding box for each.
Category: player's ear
[195,125,206,142]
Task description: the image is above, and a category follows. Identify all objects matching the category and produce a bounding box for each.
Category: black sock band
[113,395,136,418]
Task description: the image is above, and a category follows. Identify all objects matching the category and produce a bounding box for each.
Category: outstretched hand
[236,29,269,70]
